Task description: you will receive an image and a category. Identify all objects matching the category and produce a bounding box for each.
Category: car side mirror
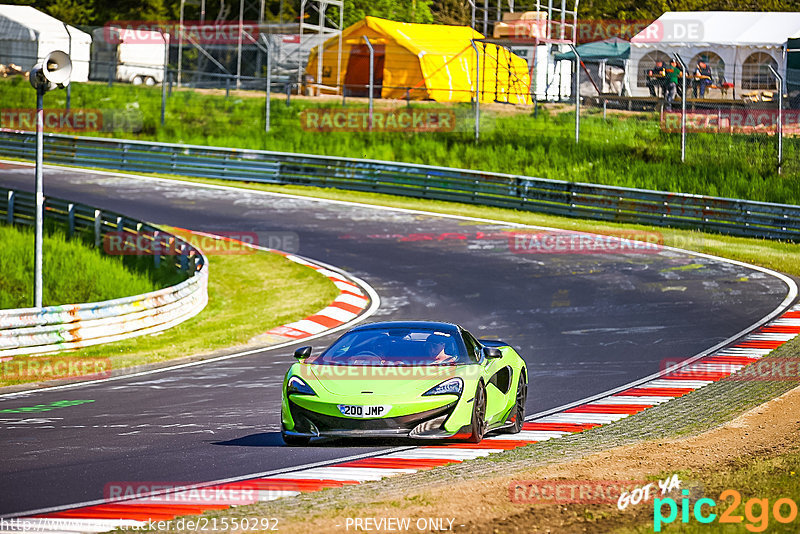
[483,347,502,359]
[294,346,312,360]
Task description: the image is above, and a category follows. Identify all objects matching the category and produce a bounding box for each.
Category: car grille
[288,401,457,433]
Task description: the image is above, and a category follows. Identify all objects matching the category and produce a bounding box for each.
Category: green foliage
[578,0,800,20]
[10,0,800,29]
[431,0,471,26]
[0,224,175,309]
[1,78,798,204]
[339,0,434,26]
[39,0,95,26]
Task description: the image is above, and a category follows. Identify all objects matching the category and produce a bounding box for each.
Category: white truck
[90,27,166,86]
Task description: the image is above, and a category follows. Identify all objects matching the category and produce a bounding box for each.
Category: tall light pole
[29,50,72,309]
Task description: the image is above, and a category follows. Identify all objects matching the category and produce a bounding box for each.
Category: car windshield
[308,327,469,366]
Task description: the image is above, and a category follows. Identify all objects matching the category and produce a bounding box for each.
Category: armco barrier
[0,187,208,357]
[0,130,799,240]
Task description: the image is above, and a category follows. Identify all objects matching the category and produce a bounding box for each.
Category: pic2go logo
[654,489,799,532]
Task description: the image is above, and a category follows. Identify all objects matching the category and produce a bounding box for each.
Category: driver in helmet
[427,333,457,364]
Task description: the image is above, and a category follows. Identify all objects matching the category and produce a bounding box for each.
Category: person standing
[664,59,682,111]
[694,60,713,98]
[646,60,666,97]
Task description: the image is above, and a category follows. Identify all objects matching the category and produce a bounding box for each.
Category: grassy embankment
[1,76,798,204]
[0,223,169,309]
[0,223,339,388]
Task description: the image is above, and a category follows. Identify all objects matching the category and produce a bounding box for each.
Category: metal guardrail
[0,187,208,357]
[0,130,798,240]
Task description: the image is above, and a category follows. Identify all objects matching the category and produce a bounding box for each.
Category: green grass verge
[616,448,800,533]
[0,230,340,388]
[0,223,176,309]
[2,76,799,204]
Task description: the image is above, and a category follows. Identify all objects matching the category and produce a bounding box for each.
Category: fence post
[94,209,102,248]
[161,32,169,127]
[674,53,687,163]
[180,244,189,271]
[363,36,374,131]
[767,65,783,175]
[153,230,161,269]
[265,37,271,133]
[471,40,480,142]
[6,190,13,224]
[107,59,114,88]
[570,44,580,144]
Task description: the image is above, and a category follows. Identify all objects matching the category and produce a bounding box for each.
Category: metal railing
[0,130,798,241]
[0,186,208,357]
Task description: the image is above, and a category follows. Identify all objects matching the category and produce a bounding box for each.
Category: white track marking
[639,379,715,389]
[487,430,568,441]
[591,396,674,405]
[533,413,632,424]
[382,448,501,460]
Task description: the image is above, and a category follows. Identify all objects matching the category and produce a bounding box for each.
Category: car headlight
[423,377,463,396]
[287,376,316,396]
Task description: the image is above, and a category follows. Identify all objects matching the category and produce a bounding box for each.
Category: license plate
[337,404,390,418]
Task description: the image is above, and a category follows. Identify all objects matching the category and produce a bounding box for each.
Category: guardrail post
[94,209,102,248]
[6,190,14,224]
[570,44,581,144]
[179,244,188,272]
[117,216,124,233]
[153,230,161,269]
[67,203,75,238]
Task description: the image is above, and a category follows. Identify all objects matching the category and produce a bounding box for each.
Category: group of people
[645,59,715,110]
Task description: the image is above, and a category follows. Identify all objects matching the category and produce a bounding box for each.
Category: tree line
[6,0,800,31]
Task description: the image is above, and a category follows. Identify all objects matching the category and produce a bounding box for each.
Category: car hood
[297,363,471,397]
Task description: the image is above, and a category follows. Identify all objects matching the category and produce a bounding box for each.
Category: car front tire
[503,373,527,434]
[467,383,487,443]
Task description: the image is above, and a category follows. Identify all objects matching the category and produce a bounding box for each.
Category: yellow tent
[306,16,531,104]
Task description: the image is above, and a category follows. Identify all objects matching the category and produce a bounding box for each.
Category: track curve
[0,162,793,516]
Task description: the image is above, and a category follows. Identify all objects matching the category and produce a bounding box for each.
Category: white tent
[628,11,800,98]
[0,5,91,82]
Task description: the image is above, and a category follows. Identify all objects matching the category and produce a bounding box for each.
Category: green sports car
[281,321,528,445]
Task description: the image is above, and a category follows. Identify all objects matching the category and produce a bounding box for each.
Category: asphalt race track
[0,162,793,516]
